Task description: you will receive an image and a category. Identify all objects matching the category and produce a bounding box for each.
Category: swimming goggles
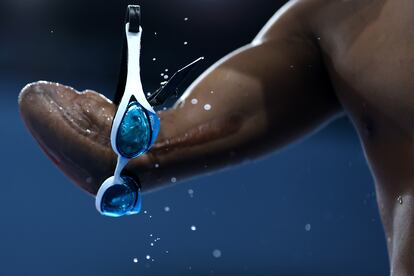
[95,5,203,217]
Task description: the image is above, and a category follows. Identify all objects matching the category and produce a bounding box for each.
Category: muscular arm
[19,1,341,194]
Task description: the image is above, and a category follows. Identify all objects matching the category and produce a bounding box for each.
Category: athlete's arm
[19,1,342,194]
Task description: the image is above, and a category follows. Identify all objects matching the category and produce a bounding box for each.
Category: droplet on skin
[210,90,214,94]
[86,129,91,134]
[398,196,403,205]
[191,98,198,104]
[191,225,197,231]
[164,206,170,212]
[133,258,138,263]
[204,104,212,111]
[171,177,177,183]
[212,249,222,258]
[305,223,311,232]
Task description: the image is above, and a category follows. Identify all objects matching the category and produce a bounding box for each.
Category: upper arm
[129,0,343,189]
[158,0,341,157]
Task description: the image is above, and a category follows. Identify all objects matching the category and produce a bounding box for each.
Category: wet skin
[18,0,414,274]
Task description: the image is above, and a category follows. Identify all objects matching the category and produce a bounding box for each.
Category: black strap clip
[126,5,141,33]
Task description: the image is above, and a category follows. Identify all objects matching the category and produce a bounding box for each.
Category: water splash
[212,249,222,258]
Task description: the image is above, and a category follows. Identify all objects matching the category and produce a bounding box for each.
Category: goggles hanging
[95,5,203,217]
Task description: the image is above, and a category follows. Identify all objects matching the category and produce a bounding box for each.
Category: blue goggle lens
[116,101,151,158]
[100,176,140,217]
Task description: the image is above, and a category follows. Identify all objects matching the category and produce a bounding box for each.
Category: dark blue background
[0,0,389,275]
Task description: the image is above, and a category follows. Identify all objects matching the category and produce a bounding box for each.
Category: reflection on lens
[101,176,139,217]
[116,101,151,158]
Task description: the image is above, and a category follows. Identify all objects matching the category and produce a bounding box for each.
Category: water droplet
[165,250,169,254]
[212,249,222,258]
[171,177,177,183]
[204,104,212,111]
[147,92,151,97]
[188,189,194,197]
[161,73,164,77]
[154,163,160,168]
[305,223,311,231]
[58,106,63,110]
[164,206,170,212]
[184,41,188,45]
[191,225,197,231]
[50,30,54,34]
[191,98,198,104]
[398,196,403,205]
[150,243,154,247]
[152,57,157,61]
[210,90,214,94]
[146,255,151,260]
[86,129,91,134]
[184,17,189,21]
[164,75,169,80]
[149,234,153,237]
[133,257,138,263]
[144,211,148,214]
[165,69,169,72]
[154,32,158,36]
[317,36,321,40]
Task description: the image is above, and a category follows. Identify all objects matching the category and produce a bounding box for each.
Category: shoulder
[253,0,331,44]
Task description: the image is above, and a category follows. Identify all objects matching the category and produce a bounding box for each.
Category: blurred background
[0,0,389,275]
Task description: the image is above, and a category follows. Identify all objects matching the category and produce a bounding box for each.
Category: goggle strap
[148,57,205,106]
[113,5,141,105]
